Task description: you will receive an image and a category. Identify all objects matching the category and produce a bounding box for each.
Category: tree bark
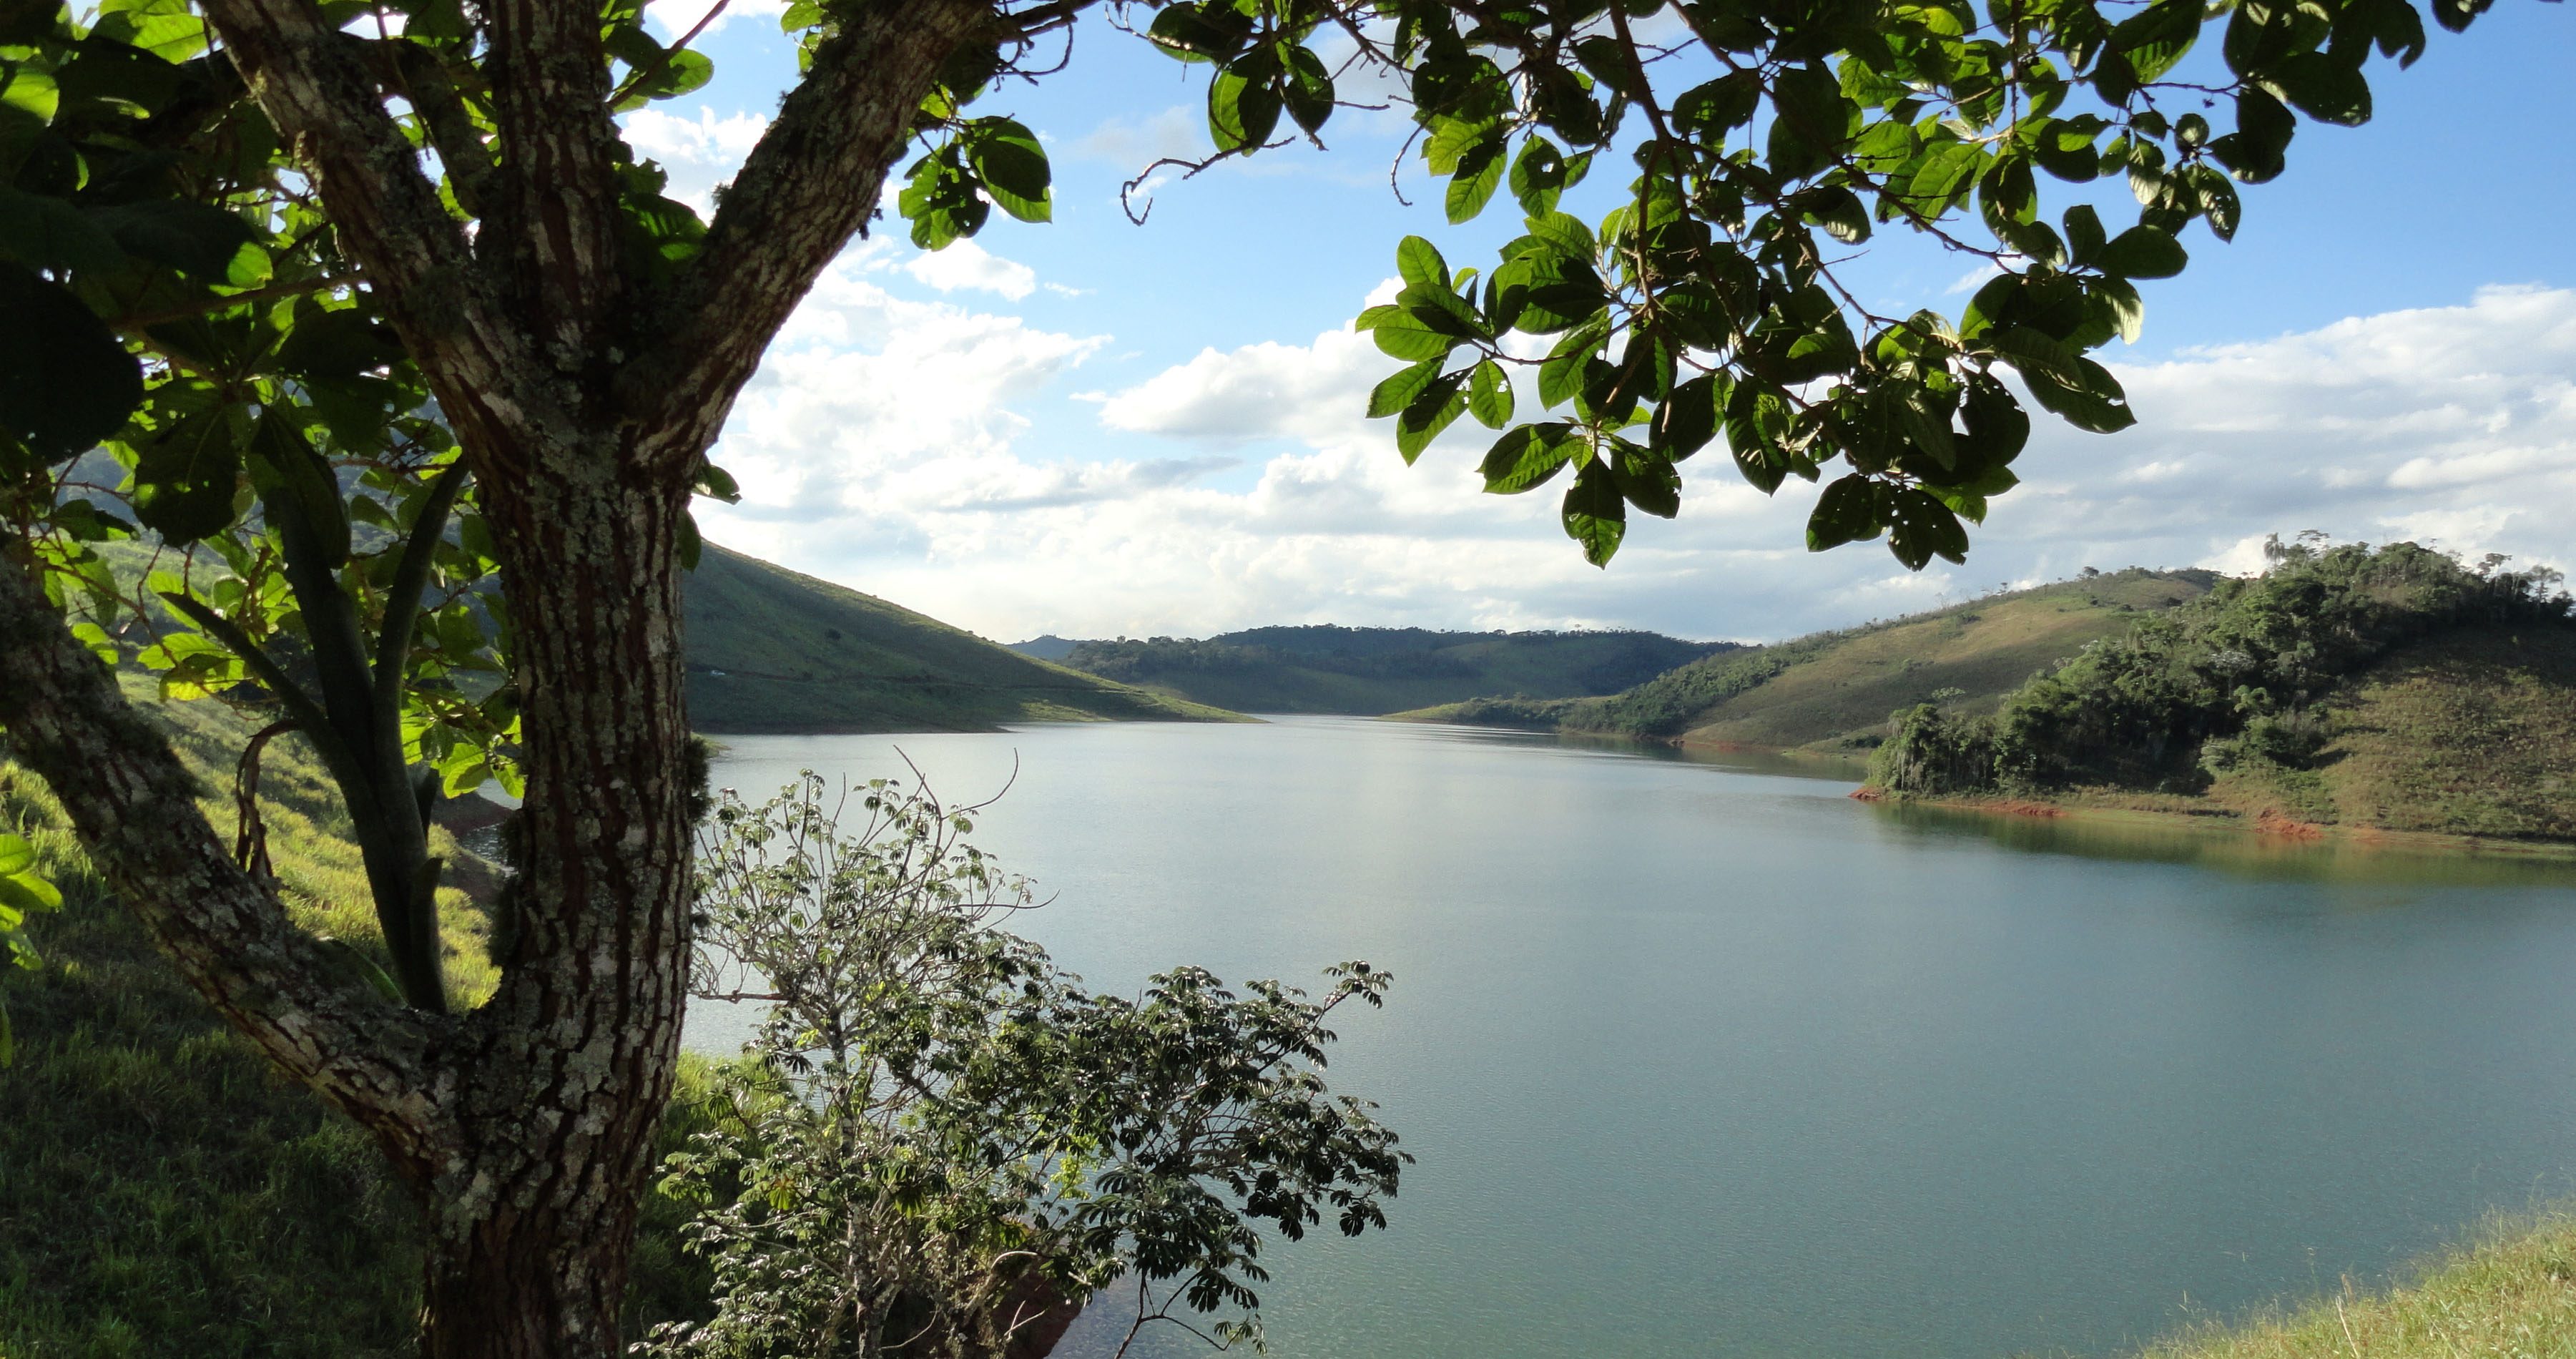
[408,442,699,1359]
[2,0,1006,1351]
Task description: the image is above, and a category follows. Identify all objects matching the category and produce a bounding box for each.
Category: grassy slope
[682,546,1238,733]
[1059,628,1726,715]
[2057,623,2576,842]
[1396,571,2215,750]
[0,689,709,1356]
[2137,1212,2576,1359]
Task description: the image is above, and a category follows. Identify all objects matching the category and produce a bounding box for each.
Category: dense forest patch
[1867,541,2576,840]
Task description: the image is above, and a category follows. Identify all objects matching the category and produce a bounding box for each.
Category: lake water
[694,717,2576,1359]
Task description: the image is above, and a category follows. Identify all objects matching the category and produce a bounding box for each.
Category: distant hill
[1008,635,1081,662]
[1863,542,2576,841]
[1053,625,1733,715]
[681,547,1239,733]
[1399,569,2218,752]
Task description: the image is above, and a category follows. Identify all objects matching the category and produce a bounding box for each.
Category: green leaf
[275,305,404,381]
[1537,320,1606,408]
[2110,0,2201,82]
[0,261,141,458]
[1610,446,1681,519]
[1146,2,1252,62]
[966,117,1051,223]
[1885,486,1970,569]
[129,410,242,542]
[1357,305,1455,363]
[0,874,59,918]
[1523,211,1595,263]
[1987,326,2137,433]
[1766,62,1850,179]
[86,200,259,280]
[1366,358,1442,420]
[2211,88,2294,183]
[1,62,59,122]
[1806,474,1880,551]
[1444,134,1505,224]
[1480,422,1576,494]
[1467,359,1514,430]
[1651,374,1721,460]
[1508,137,1566,216]
[1281,44,1334,134]
[2093,224,2187,279]
[1560,459,1626,566]
[0,187,125,273]
[2063,204,2106,266]
[0,834,33,878]
[1395,236,1450,293]
[1393,376,1465,463]
[1496,252,1606,335]
[2267,52,2371,125]
[1209,59,1282,152]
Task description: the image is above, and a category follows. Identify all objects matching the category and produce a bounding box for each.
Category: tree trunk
[411,442,699,1358]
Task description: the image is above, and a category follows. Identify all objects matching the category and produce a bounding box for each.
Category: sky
[631,2,2575,645]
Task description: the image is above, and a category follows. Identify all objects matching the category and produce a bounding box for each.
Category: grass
[682,545,1242,732]
[0,688,712,1357]
[1395,569,2218,748]
[2135,1212,2576,1359]
[1053,624,1729,715]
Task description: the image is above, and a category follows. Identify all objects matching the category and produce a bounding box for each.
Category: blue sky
[637,3,2575,644]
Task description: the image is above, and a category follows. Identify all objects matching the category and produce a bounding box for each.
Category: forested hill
[1034,626,1732,715]
[1398,569,2218,750]
[681,548,1239,733]
[1866,542,2576,840]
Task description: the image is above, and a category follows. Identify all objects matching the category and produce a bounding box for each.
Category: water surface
[697,717,2576,1359]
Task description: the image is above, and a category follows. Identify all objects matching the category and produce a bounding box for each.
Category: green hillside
[1054,625,1730,715]
[1399,569,2217,751]
[679,546,1240,732]
[1866,541,2576,841]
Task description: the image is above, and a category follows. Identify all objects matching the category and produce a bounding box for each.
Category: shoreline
[1859,788,2576,862]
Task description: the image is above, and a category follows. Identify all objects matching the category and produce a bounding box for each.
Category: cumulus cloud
[699,283,2576,646]
[621,105,767,216]
[902,240,1039,301]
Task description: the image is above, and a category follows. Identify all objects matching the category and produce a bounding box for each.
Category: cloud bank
[699,270,2576,645]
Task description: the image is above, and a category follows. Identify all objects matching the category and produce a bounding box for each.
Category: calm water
[694,717,2576,1359]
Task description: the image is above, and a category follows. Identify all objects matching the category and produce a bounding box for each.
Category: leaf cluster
[1112,0,2482,568]
[649,773,1406,1358]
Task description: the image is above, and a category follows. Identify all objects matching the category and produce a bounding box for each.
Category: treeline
[1058,626,1730,715]
[1869,540,2574,798]
[1069,634,1483,682]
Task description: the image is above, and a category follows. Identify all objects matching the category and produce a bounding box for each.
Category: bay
[696,716,2576,1358]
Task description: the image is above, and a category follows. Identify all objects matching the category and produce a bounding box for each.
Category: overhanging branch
[613,0,996,468]
[0,545,458,1169]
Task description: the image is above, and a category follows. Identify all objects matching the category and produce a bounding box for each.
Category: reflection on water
[699,716,2576,1359]
[1880,801,2576,889]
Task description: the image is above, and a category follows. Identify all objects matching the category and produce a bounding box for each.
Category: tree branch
[0,544,457,1170]
[193,0,552,461]
[479,0,629,365]
[614,0,996,467]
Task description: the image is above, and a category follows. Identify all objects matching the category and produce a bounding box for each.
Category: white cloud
[902,240,1039,301]
[621,105,768,217]
[644,0,784,40]
[699,284,2576,646]
[624,106,768,168]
